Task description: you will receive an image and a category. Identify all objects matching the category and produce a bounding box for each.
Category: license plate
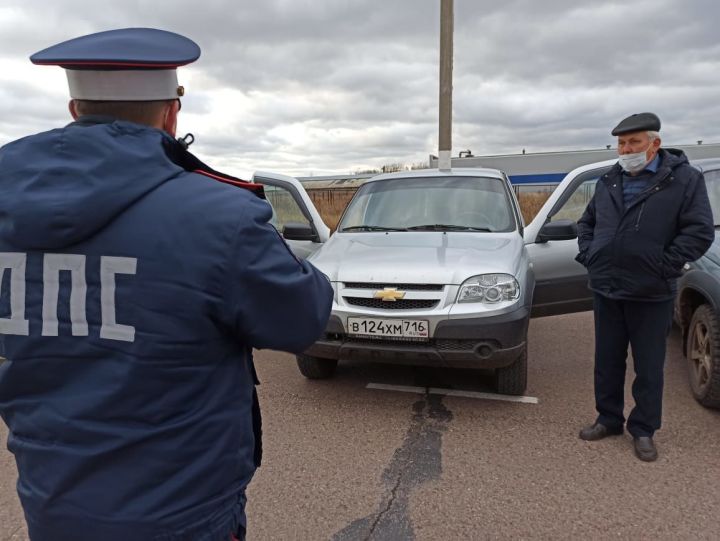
[347,317,429,339]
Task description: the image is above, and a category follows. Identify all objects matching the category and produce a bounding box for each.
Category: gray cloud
[0,81,68,141]
[1,0,720,176]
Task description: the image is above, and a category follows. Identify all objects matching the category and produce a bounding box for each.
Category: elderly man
[575,112,714,462]
[0,29,332,540]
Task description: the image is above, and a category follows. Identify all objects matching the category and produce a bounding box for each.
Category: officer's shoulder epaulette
[191,168,265,198]
[162,136,265,199]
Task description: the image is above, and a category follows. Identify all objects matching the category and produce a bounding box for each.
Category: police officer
[0,29,333,540]
[575,112,714,461]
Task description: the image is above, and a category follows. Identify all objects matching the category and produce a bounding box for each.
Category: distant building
[429,142,720,185]
[297,142,720,190]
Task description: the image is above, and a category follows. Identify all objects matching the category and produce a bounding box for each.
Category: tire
[296,354,338,380]
[494,347,528,396]
[686,304,720,409]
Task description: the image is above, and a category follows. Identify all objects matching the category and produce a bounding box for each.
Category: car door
[524,160,615,317]
[251,171,331,259]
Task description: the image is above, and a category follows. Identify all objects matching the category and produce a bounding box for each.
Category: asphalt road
[2,311,719,540]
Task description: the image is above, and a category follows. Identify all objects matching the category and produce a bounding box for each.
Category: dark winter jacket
[576,148,714,301]
[0,117,333,540]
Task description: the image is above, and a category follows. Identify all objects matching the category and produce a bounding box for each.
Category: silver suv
[251,168,583,395]
[304,169,540,395]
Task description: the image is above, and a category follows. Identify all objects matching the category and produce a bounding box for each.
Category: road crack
[365,471,402,541]
[333,390,453,541]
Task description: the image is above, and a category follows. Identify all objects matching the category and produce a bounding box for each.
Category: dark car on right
[674,158,720,409]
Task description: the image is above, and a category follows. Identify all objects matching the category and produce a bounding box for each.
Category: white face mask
[618,143,652,173]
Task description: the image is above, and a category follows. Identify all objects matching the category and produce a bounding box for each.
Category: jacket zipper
[634,202,646,231]
[622,170,672,230]
[608,169,671,272]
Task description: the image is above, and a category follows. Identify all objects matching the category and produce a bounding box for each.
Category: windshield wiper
[406,224,494,232]
[340,225,408,232]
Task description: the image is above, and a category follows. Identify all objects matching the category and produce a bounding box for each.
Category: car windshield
[338,176,516,233]
[703,168,720,226]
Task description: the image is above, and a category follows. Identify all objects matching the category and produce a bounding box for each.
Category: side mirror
[536,219,578,243]
[283,222,319,242]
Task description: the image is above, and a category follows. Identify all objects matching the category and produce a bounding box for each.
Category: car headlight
[457,274,520,304]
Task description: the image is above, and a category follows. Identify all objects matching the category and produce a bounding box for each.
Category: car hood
[308,232,524,285]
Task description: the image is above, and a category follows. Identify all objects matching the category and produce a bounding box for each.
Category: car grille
[343,282,444,291]
[435,339,500,351]
[344,298,439,310]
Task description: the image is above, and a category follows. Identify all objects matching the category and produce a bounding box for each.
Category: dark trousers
[593,293,674,438]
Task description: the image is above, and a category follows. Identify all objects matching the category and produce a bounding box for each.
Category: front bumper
[304,307,529,369]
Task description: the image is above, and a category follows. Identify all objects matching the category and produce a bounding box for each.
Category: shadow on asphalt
[329,360,498,394]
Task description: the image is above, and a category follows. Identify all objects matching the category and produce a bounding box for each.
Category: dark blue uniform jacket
[576,148,714,301]
[0,118,333,540]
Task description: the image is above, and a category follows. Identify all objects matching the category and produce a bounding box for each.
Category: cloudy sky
[1,0,719,178]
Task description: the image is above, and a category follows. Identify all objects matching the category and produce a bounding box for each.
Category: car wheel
[494,347,527,396]
[296,354,338,379]
[686,304,720,408]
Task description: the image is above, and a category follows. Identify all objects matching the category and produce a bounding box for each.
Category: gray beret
[611,112,661,136]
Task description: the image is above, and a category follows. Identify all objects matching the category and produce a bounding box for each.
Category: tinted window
[549,167,612,222]
[703,169,720,226]
[552,179,599,222]
[262,184,311,230]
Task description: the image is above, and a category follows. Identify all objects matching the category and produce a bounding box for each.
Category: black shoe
[578,422,623,441]
[633,437,658,462]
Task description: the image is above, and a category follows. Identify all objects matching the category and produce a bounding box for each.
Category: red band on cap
[32,60,190,68]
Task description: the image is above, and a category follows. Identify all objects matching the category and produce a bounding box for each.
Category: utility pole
[438,0,454,171]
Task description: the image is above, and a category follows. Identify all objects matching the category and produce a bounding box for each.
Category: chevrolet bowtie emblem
[374,288,406,302]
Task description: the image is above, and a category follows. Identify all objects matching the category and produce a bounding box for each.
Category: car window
[703,169,720,226]
[552,179,598,221]
[339,176,516,232]
[548,166,611,222]
[262,184,312,231]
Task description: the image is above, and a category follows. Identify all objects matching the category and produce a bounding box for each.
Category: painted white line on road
[367,383,426,395]
[367,383,539,404]
[429,387,539,404]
